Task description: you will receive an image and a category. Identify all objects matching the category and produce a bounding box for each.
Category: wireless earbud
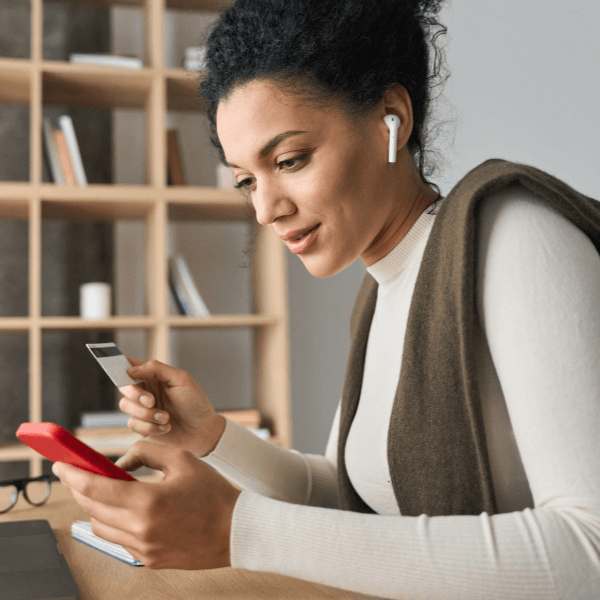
[383,114,400,163]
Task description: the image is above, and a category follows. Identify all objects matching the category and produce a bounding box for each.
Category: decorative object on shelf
[183,46,207,71]
[216,163,236,188]
[79,282,111,320]
[168,255,211,317]
[42,118,64,186]
[69,53,143,70]
[166,129,186,186]
[59,115,87,187]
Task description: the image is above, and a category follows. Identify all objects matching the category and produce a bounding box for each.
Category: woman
[53,0,600,597]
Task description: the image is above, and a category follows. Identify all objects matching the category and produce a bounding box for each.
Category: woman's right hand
[118,359,226,458]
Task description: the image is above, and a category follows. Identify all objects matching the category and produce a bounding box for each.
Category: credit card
[86,343,143,388]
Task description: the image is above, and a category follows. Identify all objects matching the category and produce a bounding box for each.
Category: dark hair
[199,0,449,195]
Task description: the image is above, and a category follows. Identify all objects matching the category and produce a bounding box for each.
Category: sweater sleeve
[227,187,600,600]
[202,416,339,508]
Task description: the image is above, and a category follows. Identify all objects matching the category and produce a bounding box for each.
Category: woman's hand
[118,359,226,457]
[52,440,241,570]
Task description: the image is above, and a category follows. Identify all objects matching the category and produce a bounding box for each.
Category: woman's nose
[253,180,296,226]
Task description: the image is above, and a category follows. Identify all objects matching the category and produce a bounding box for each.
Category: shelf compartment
[41,328,148,432]
[167,70,205,111]
[167,220,254,316]
[42,63,153,109]
[0,215,28,317]
[165,107,220,187]
[0,0,30,61]
[0,59,31,104]
[0,102,30,183]
[170,327,254,411]
[0,332,29,455]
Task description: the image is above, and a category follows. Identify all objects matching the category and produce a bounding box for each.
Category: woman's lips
[286,224,320,254]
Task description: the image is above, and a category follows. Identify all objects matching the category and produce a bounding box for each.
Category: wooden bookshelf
[0,0,291,476]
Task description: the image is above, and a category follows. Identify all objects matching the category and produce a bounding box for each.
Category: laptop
[0,519,79,600]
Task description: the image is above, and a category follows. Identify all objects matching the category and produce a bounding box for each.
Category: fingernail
[129,366,141,374]
[140,395,152,407]
[52,462,60,477]
[159,425,169,432]
[115,458,124,467]
[155,412,168,424]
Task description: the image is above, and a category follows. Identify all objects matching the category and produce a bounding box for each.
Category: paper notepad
[71,520,143,566]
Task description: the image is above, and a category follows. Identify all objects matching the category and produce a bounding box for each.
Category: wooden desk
[0,482,357,600]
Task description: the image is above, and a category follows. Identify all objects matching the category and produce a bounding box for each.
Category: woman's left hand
[52,440,242,570]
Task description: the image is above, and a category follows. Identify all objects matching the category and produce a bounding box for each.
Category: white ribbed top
[203,186,600,599]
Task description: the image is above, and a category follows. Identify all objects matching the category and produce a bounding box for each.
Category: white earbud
[383,114,400,163]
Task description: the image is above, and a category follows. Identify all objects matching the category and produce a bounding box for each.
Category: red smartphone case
[16,422,135,481]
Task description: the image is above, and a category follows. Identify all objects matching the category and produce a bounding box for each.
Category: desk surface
[0,481,358,600]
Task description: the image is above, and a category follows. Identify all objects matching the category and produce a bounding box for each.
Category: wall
[112,0,600,455]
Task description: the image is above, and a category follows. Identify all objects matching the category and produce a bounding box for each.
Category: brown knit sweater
[337,158,600,517]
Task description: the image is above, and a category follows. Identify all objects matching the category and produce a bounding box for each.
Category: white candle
[80,282,112,320]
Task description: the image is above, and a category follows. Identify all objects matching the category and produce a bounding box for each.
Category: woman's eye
[234,178,253,190]
[277,155,306,171]
[233,155,308,191]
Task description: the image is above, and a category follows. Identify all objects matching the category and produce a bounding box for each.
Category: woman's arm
[226,187,600,599]
[202,408,340,508]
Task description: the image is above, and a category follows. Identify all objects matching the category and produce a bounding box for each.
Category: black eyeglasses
[0,474,57,514]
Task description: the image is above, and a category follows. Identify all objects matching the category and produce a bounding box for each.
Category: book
[80,409,260,430]
[168,255,211,317]
[54,130,77,186]
[166,129,186,186]
[69,53,143,70]
[75,426,141,450]
[80,411,131,429]
[42,118,64,185]
[59,115,87,187]
[71,520,143,566]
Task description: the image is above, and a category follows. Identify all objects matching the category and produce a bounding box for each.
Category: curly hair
[199,0,449,194]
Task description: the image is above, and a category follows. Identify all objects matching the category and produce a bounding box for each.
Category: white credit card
[86,343,143,388]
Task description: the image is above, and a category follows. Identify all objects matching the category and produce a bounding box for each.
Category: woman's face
[216,80,428,278]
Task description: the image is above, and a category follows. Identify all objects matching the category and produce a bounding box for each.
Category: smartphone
[16,422,135,481]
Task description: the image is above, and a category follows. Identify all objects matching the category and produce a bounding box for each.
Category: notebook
[0,519,79,600]
[71,520,143,566]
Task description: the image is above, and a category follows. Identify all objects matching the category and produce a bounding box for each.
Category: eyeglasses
[0,475,57,514]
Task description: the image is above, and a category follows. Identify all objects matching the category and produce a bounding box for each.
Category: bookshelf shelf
[42,63,154,110]
[1,0,291,475]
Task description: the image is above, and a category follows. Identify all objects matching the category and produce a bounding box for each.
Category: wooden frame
[0,0,291,476]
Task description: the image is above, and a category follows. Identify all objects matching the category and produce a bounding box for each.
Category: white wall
[111,1,600,453]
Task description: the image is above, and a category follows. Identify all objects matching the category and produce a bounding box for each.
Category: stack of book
[75,408,269,450]
[43,116,87,187]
